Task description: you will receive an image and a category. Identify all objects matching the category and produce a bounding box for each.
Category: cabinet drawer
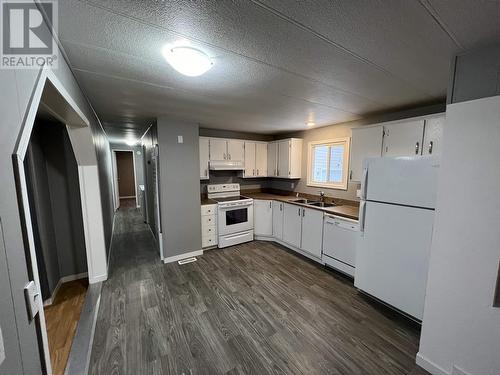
[202,224,216,237]
[201,215,216,227]
[201,205,217,216]
[202,235,217,248]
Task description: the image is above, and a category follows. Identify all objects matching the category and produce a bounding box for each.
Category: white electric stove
[207,184,254,248]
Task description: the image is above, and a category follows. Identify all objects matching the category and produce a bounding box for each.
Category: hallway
[89,207,427,375]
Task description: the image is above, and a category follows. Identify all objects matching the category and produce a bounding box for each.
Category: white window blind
[308,138,350,189]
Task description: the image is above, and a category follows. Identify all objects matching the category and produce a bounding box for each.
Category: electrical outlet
[177,135,183,144]
[0,325,5,365]
[291,182,295,189]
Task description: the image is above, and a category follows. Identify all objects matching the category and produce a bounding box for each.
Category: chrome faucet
[319,191,325,202]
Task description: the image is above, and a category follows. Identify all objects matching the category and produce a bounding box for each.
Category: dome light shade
[125,139,137,146]
[162,46,214,77]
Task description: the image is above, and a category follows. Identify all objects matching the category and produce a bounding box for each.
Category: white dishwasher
[322,214,359,277]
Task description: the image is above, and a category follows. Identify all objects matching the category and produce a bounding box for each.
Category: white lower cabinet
[201,204,218,248]
[254,200,273,236]
[300,207,323,258]
[272,200,284,240]
[283,203,302,248]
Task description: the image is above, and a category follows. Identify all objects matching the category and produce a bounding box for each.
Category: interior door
[277,140,290,178]
[244,142,256,177]
[267,142,278,177]
[283,203,301,248]
[355,201,434,320]
[272,200,283,240]
[383,119,425,157]
[116,151,136,198]
[210,138,227,160]
[199,137,210,179]
[300,207,323,258]
[227,139,244,161]
[255,142,268,177]
[254,200,273,236]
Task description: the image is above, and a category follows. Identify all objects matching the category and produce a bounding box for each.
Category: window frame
[307,137,351,190]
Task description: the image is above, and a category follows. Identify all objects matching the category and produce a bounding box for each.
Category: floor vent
[178,257,197,265]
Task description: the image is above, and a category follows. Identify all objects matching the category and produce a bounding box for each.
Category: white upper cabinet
[350,125,384,181]
[255,142,268,177]
[271,138,302,179]
[254,200,273,236]
[227,139,244,161]
[382,119,425,157]
[244,141,267,178]
[268,142,278,177]
[209,138,227,160]
[300,207,323,258]
[199,137,210,179]
[244,141,256,177]
[422,115,445,156]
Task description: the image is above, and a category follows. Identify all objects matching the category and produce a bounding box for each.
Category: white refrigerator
[355,156,440,320]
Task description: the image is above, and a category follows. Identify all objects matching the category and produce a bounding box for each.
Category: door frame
[112,149,138,209]
[12,67,108,374]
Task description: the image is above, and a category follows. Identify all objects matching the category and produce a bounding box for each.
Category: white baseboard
[163,250,203,264]
[416,353,449,375]
[119,195,136,199]
[89,273,108,284]
[43,272,88,306]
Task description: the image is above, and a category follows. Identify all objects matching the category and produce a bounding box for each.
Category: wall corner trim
[163,250,204,264]
[416,352,449,375]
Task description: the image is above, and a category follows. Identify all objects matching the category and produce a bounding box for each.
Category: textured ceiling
[58,0,500,143]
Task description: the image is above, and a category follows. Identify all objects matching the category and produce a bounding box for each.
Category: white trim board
[112,149,139,208]
[163,250,203,264]
[416,353,449,375]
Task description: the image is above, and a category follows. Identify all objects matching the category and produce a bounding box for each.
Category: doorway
[113,150,138,209]
[24,117,89,374]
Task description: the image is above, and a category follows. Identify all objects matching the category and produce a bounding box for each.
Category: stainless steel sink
[292,198,309,204]
[308,201,336,208]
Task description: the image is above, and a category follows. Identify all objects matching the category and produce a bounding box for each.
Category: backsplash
[200,170,271,194]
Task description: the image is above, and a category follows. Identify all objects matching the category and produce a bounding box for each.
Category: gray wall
[0,4,114,372]
[157,118,202,258]
[449,42,500,104]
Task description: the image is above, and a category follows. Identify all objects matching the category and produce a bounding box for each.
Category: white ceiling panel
[56,0,500,140]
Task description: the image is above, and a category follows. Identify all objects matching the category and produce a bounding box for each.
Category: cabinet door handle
[256,169,259,176]
[269,201,272,208]
[280,203,282,211]
[223,153,226,160]
[302,208,305,217]
[428,141,434,155]
[349,170,353,180]
[298,208,300,216]
[253,169,255,176]
[415,141,420,155]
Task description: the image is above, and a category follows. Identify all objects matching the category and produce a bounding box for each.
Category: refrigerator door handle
[359,201,366,232]
[361,168,368,200]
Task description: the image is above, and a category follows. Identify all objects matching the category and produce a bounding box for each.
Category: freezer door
[355,201,434,320]
[363,156,439,209]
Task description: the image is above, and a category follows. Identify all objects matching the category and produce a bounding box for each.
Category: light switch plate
[24,281,41,321]
[0,325,5,365]
[177,135,183,144]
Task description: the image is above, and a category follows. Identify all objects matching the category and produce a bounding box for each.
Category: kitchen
[1,2,500,375]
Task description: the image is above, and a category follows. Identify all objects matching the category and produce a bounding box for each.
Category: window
[307,138,350,190]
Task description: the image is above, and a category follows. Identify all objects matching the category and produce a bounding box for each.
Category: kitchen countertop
[242,192,359,221]
[201,197,217,206]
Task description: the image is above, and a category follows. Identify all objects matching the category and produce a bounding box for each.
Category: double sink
[292,198,336,208]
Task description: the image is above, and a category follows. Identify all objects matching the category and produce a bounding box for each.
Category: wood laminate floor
[44,278,88,375]
[90,207,429,375]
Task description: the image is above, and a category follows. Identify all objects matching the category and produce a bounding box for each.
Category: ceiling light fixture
[125,139,137,146]
[306,121,316,127]
[162,45,214,77]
